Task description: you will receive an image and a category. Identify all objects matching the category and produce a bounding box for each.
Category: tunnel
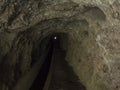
[0,1,120,90]
[30,33,86,90]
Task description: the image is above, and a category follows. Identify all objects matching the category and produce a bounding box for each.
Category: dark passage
[30,38,54,90]
[30,36,86,90]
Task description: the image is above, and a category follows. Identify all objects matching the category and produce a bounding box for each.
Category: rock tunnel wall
[0,0,120,90]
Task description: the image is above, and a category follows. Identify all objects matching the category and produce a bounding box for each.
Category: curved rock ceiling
[0,0,120,90]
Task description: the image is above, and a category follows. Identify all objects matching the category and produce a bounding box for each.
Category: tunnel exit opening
[53,36,57,40]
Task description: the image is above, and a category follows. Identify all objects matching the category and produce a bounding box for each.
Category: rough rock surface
[0,0,120,90]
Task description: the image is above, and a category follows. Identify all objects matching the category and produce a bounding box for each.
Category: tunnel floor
[30,38,86,90]
[47,48,86,90]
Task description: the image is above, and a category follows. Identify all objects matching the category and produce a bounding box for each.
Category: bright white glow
[54,36,57,39]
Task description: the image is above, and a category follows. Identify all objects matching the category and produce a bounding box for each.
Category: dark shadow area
[30,38,54,90]
[31,36,51,66]
[30,33,86,90]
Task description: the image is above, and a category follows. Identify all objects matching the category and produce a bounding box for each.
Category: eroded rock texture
[0,0,120,90]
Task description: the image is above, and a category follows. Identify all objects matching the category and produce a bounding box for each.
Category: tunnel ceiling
[0,0,120,90]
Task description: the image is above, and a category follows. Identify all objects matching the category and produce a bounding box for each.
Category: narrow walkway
[48,48,86,90]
